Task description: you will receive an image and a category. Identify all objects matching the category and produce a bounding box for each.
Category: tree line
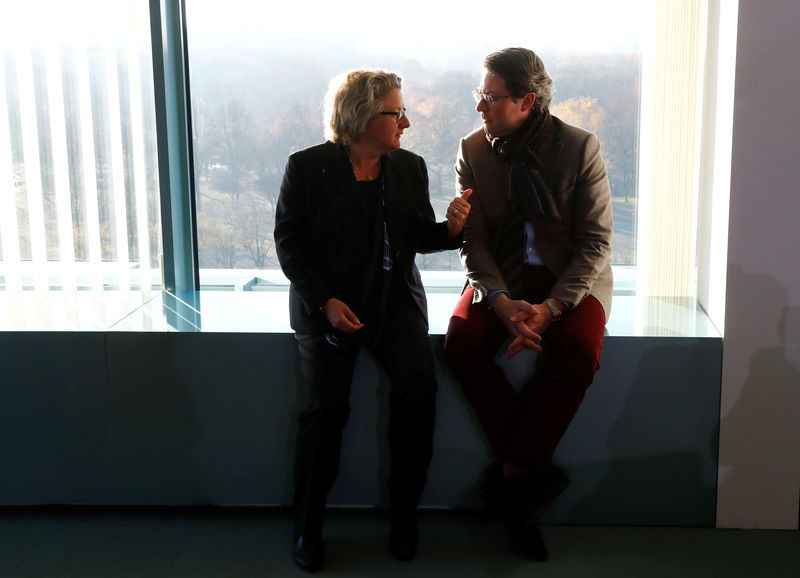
[192,52,640,271]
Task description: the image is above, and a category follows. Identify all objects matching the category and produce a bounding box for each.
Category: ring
[454,209,460,215]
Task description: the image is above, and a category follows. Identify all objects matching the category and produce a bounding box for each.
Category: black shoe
[292,535,324,572]
[504,517,548,562]
[502,466,570,524]
[389,512,419,561]
[531,465,570,520]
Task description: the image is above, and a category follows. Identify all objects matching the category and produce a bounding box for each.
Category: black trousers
[292,295,437,539]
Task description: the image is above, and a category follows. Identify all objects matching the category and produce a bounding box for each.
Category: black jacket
[274,141,459,335]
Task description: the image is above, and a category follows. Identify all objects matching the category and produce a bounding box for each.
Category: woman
[274,69,471,571]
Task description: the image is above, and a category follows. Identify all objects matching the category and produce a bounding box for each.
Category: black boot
[502,466,570,524]
[500,474,548,561]
[504,515,548,562]
[499,466,570,562]
[530,465,570,521]
[478,459,504,512]
[292,535,324,572]
[389,508,419,561]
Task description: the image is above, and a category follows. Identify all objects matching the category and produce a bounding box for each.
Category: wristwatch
[544,298,562,322]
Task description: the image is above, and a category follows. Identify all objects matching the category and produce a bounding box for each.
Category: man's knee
[543,331,602,387]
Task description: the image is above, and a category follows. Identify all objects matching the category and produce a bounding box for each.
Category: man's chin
[483,120,503,134]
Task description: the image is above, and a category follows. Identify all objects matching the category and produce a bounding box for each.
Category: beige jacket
[456,115,613,321]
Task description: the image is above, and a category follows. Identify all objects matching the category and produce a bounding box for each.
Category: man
[443,47,612,561]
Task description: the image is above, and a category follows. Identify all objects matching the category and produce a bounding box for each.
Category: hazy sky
[185,0,646,66]
[1,1,150,49]
[2,1,645,65]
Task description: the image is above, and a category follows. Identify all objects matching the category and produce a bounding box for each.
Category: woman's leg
[292,333,359,540]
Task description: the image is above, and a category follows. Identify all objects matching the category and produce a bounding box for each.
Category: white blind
[0,1,159,294]
[0,1,161,330]
[637,0,709,300]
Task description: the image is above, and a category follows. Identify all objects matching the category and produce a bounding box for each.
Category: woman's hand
[446,188,473,238]
[321,298,364,333]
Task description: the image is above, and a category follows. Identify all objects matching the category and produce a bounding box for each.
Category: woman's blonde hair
[323,70,402,143]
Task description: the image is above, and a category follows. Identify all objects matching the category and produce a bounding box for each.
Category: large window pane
[186,0,643,283]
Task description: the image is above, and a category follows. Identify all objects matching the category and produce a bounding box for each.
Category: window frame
[149,0,198,293]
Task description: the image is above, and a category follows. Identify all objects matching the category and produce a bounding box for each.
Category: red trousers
[444,266,606,473]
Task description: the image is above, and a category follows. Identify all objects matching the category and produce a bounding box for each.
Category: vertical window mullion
[149,0,198,294]
[696,0,737,334]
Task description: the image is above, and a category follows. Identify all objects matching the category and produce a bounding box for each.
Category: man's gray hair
[484,47,552,114]
[323,70,402,143]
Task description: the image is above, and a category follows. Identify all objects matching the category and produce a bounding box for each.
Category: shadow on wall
[718,265,800,528]
[558,341,721,526]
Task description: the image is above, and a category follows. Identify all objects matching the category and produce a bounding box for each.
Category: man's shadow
[562,338,721,525]
[717,265,800,527]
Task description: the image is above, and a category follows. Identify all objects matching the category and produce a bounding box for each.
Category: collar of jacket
[319,141,411,207]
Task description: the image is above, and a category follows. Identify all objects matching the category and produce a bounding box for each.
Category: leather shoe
[502,466,570,524]
[504,517,548,562]
[292,535,324,572]
[389,513,419,561]
[530,466,570,521]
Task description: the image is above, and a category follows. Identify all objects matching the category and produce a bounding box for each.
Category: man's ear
[521,92,536,112]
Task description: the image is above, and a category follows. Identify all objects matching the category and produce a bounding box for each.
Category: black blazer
[274,141,459,335]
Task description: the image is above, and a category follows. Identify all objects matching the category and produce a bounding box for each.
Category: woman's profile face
[357,88,410,153]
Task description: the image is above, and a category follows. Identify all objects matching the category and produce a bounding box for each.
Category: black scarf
[486,112,561,224]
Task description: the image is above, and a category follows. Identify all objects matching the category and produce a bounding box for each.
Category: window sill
[0,284,720,339]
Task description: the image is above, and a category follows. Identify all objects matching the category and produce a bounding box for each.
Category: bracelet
[544,298,562,322]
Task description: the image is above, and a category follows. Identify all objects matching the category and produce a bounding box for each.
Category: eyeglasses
[379,108,407,122]
[472,89,512,108]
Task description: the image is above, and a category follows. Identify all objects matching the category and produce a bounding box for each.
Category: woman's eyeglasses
[379,108,407,122]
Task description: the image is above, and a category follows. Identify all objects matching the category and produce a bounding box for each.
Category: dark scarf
[486,112,561,223]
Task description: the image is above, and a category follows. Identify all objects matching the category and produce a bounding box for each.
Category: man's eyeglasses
[472,90,512,108]
[379,108,407,122]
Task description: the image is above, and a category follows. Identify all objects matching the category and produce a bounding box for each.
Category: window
[184,0,645,284]
[1,0,737,335]
[0,1,161,329]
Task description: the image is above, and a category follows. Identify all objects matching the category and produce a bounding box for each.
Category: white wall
[717,0,800,529]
